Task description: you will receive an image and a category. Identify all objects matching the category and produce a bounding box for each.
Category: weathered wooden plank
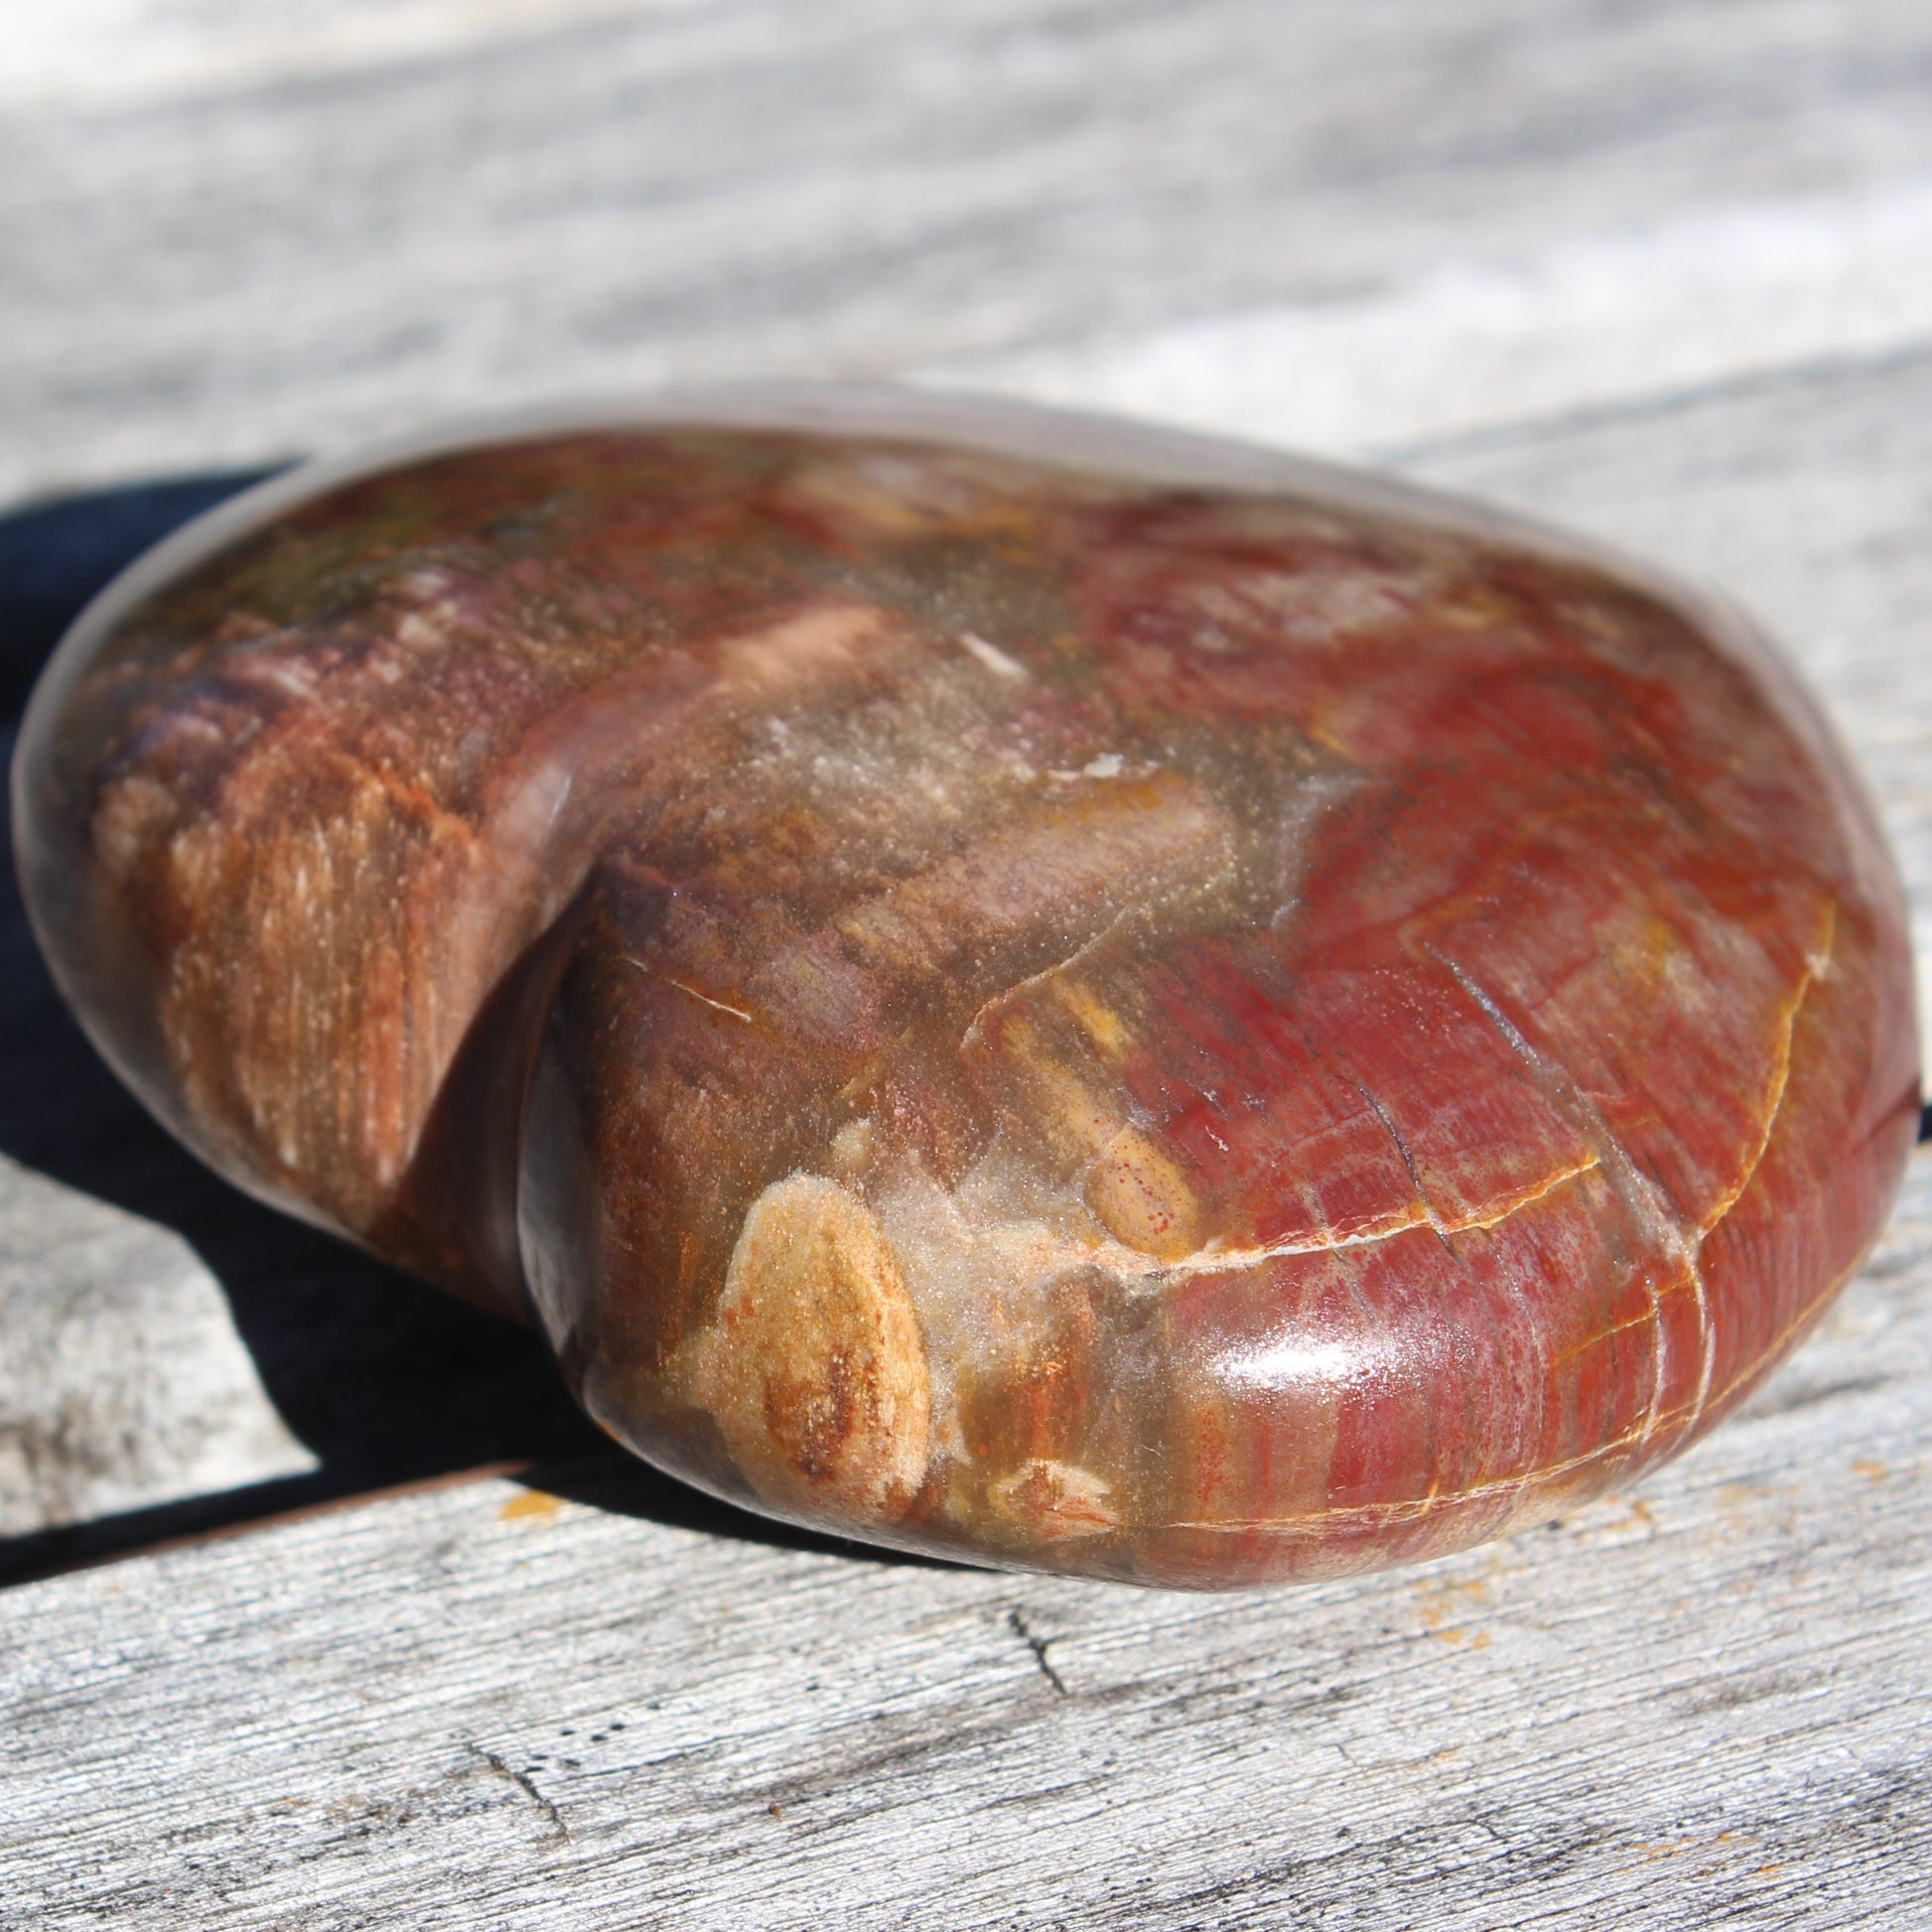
[2,1142,1928,1930]
[5,278,1932,1932]
[9,0,1932,500]
[0,1149,316,1537]
[5,2,1932,1920]
[943,178,1932,465]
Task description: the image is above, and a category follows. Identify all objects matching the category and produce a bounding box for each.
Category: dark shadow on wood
[0,471,890,1587]
[0,1449,954,1590]
[514,1450,964,1575]
[0,471,285,716]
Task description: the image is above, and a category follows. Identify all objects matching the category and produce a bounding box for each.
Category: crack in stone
[1425,943,1689,1454]
[1682,902,1836,1428]
[1346,1058,1545,1531]
[621,955,757,1025]
[1171,1245,1868,1535]
[931,1147,1605,1311]
[1695,905,1836,1249]
[1348,1072,1456,1256]
[956,907,1135,1056]
[1146,1151,1602,1282]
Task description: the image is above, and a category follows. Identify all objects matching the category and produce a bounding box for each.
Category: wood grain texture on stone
[13,393,1917,1586]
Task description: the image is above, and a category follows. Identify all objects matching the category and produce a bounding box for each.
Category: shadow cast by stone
[0,472,906,1586]
[0,472,286,718]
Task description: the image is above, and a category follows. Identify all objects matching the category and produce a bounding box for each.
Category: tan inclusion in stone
[687,1173,931,1523]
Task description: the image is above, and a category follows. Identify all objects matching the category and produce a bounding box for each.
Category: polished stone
[13,393,1918,1586]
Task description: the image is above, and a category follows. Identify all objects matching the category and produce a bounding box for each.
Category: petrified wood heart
[13,392,1918,1587]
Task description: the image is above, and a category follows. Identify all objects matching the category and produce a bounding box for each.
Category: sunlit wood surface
[3,3,1930,1924]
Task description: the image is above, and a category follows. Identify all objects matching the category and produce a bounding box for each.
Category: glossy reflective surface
[14,393,1918,1586]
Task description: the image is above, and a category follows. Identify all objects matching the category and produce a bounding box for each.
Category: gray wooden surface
[5,3,1932,1925]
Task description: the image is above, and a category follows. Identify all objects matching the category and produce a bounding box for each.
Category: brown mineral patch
[690,1173,930,1523]
[988,1457,1120,1541]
